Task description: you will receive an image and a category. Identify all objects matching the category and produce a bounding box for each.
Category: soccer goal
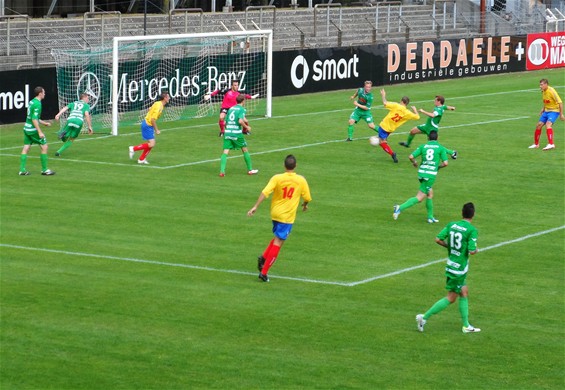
[52,30,273,135]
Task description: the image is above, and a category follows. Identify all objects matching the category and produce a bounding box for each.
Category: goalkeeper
[54,92,93,156]
[204,79,259,136]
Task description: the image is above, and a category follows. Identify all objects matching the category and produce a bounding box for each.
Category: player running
[416,202,480,334]
[393,131,450,223]
[54,92,93,156]
[346,80,375,141]
[248,154,312,283]
[205,79,259,136]
[399,95,458,159]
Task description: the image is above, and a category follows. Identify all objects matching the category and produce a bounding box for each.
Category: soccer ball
[369,136,380,146]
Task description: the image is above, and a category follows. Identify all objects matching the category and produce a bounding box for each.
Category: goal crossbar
[111,29,273,136]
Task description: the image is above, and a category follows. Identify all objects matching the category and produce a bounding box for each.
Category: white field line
[347,225,565,287]
[0,115,531,169]
[1,225,562,287]
[1,85,552,153]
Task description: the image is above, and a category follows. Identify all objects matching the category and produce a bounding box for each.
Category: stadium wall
[1,32,564,125]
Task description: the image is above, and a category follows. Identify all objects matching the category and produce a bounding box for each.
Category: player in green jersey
[416,202,480,334]
[399,95,457,159]
[19,86,55,176]
[393,131,449,223]
[346,80,375,141]
[54,93,93,156]
[219,94,258,177]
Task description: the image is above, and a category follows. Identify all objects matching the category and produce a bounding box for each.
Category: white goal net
[52,30,272,135]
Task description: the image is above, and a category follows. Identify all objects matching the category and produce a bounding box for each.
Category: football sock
[379,142,394,155]
[547,128,554,144]
[426,198,434,219]
[57,140,73,154]
[262,239,275,259]
[261,244,281,275]
[243,151,253,171]
[406,133,415,146]
[40,153,48,171]
[134,143,149,152]
[534,128,541,145]
[20,154,27,172]
[220,153,228,173]
[459,297,470,327]
[219,119,226,132]
[347,125,354,139]
[399,197,419,211]
[139,147,152,161]
[424,297,451,320]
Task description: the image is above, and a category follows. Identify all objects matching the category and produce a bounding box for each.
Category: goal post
[52,29,272,135]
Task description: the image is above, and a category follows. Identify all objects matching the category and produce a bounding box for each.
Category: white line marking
[2,226,562,287]
[346,225,565,286]
[1,115,531,169]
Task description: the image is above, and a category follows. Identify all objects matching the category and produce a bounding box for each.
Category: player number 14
[282,186,295,199]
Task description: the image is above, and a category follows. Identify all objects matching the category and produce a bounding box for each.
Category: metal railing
[168,8,204,34]
[245,5,276,33]
[375,2,402,33]
[292,22,306,49]
[0,14,30,55]
[313,3,342,37]
[83,11,121,46]
[433,0,457,29]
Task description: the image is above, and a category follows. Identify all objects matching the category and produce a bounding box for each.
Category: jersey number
[390,113,403,122]
[282,186,295,199]
[449,231,463,249]
[425,149,435,161]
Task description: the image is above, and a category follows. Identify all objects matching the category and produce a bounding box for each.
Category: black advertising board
[273,35,528,96]
[0,35,549,125]
[272,45,386,95]
[0,68,59,125]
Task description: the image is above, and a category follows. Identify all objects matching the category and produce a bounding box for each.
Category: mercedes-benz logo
[77,72,101,109]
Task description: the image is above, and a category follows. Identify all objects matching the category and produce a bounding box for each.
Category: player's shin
[547,128,554,144]
[534,128,542,145]
[243,151,253,170]
[379,142,393,155]
[426,198,434,218]
[40,154,48,171]
[459,297,470,327]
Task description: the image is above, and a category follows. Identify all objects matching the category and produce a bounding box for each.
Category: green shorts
[418,176,435,194]
[62,119,83,139]
[350,109,374,124]
[445,274,467,293]
[223,136,247,150]
[23,131,47,145]
[416,124,438,135]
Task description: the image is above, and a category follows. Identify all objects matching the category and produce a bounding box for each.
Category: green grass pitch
[1,68,563,389]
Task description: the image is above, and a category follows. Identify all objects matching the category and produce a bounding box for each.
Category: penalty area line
[346,225,565,287]
[1,226,563,287]
[0,243,349,286]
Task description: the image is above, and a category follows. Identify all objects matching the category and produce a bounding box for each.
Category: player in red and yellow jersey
[129,92,170,164]
[247,155,312,282]
[529,78,564,151]
[376,89,420,163]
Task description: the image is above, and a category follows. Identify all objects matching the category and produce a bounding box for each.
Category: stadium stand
[0,0,560,72]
